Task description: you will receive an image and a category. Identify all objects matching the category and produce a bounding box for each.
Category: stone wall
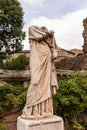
[55,48,75,62]
[56,53,87,70]
[3,108,20,130]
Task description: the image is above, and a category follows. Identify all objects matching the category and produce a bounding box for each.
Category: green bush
[0,53,7,69]
[53,71,87,129]
[2,54,29,70]
[0,81,28,116]
[1,71,87,129]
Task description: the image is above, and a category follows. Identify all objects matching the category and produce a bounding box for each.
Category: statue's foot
[21,113,53,120]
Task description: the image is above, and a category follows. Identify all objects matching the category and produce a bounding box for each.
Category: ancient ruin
[56,18,87,70]
[0,69,74,82]
[82,18,87,53]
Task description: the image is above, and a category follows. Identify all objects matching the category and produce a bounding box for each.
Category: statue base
[17,115,64,130]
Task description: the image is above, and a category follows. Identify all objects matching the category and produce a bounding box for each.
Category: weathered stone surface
[17,115,64,130]
[55,53,87,70]
[3,108,20,130]
[82,18,87,53]
[21,26,58,119]
[0,69,30,81]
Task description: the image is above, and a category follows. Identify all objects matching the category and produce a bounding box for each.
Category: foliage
[0,119,6,130]
[0,0,25,54]
[0,81,28,115]
[53,71,87,129]
[0,53,7,69]
[73,121,84,130]
[1,71,87,129]
[2,54,29,70]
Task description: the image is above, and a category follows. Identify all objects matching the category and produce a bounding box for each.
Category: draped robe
[21,26,58,119]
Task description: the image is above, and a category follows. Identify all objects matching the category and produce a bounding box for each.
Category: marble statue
[21,25,58,119]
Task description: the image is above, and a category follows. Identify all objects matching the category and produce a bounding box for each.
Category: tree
[0,0,25,54]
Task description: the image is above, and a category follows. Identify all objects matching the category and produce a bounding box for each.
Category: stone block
[17,115,64,130]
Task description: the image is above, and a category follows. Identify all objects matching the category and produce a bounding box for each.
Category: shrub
[0,53,7,69]
[53,71,87,129]
[2,54,29,70]
[0,81,28,116]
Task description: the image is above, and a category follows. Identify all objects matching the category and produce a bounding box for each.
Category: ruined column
[82,18,87,53]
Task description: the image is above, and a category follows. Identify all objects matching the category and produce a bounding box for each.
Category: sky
[18,0,87,51]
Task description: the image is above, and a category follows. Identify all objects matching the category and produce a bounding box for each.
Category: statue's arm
[29,26,48,41]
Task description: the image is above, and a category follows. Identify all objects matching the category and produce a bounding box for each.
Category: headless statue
[21,26,58,119]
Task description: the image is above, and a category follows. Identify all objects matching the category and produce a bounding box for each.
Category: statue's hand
[49,30,54,36]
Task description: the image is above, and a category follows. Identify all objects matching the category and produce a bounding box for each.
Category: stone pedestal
[17,115,64,130]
